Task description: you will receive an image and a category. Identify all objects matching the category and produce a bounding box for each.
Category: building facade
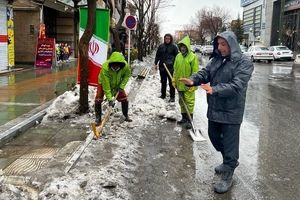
[242,0,300,53]
[280,0,300,52]
[12,0,76,64]
[241,0,266,46]
[0,0,10,71]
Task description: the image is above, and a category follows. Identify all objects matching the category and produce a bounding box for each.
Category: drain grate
[3,147,59,175]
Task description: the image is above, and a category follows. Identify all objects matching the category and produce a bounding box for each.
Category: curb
[0,101,53,146]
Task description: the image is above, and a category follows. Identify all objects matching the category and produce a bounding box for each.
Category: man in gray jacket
[180,31,254,193]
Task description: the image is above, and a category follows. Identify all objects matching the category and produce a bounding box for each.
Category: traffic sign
[125,15,137,30]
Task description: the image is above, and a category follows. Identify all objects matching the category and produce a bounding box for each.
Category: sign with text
[7,6,15,67]
[35,38,55,68]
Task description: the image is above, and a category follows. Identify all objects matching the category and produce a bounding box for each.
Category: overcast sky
[158,0,243,36]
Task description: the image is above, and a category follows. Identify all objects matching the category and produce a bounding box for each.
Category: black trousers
[208,120,241,171]
[159,67,175,98]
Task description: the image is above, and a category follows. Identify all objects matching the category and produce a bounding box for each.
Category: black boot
[122,101,132,122]
[185,114,193,129]
[177,113,187,124]
[215,162,239,174]
[214,170,234,193]
[94,102,102,126]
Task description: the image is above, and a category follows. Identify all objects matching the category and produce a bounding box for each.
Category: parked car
[268,46,293,60]
[292,54,300,77]
[244,46,273,63]
[201,45,213,55]
[191,45,201,53]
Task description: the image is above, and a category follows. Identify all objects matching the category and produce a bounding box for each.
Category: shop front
[13,0,75,64]
[282,0,300,52]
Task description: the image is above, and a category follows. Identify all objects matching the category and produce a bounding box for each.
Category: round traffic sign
[125,15,137,29]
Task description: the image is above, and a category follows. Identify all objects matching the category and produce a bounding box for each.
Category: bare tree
[131,0,170,61]
[144,0,161,55]
[191,10,207,44]
[103,0,126,53]
[113,0,127,52]
[230,14,244,44]
[131,0,151,61]
[78,0,96,113]
[195,6,231,40]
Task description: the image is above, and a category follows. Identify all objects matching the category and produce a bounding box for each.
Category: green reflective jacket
[173,36,199,91]
[99,52,131,101]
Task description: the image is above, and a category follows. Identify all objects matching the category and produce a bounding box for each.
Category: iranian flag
[77,8,110,86]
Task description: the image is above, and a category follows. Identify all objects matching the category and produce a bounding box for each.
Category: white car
[244,46,273,63]
[292,54,300,77]
[268,46,293,60]
[201,45,213,55]
[239,45,248,53]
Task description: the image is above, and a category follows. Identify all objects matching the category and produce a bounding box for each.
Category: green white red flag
[77,8,110,86]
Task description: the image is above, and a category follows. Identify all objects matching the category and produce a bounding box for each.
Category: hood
[177,35,191,54]
[164,33,173,44]
[108,52,127,68]
[212,31,242,61]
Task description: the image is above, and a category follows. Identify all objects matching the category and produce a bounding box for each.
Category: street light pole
[249,27,254,46]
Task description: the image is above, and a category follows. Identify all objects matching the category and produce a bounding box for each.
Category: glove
[109,100,115,107]
[172,79,176,88]
[188,86,197,92]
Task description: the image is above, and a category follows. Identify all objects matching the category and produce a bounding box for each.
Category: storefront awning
[33,0,74,13]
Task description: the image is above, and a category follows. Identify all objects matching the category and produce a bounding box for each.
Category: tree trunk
[73,1,79,58]
[110,27,121,52]
[79,0,96,113]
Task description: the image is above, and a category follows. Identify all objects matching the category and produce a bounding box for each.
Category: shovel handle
[93,91,120,139]
[163,62,196,133]
[163,63,173,80]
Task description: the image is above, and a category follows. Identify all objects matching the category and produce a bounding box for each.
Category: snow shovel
[91,92,119,140]
[163,63,206,142]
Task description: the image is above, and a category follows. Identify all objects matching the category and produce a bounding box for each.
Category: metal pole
[128,29,131,64]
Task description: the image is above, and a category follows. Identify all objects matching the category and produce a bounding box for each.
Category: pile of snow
[43,85,96,122]
[3,54,181,199]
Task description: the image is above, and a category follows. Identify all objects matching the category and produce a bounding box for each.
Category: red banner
[35,38,55,68]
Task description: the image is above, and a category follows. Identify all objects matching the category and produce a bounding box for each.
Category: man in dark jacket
[180,31,254,193]
[154,33,178,102]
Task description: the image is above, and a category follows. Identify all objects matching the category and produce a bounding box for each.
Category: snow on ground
[21,54,180,199]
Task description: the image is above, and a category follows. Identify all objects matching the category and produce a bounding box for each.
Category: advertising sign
[35,38,55,68]
[77,8,110,87]
[7,6,14,67]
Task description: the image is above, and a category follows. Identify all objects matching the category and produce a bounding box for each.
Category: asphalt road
[128,57,300,199]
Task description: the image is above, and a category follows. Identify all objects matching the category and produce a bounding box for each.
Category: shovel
[91,92,119,140]
[163,63,206,142]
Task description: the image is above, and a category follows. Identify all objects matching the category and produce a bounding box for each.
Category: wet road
[0,64,77,126]
[130,57,300,199]
[1,57,299,199]
[240,60,300,199]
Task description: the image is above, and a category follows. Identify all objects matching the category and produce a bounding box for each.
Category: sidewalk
[0,57,158,199]
[0,68,25,75]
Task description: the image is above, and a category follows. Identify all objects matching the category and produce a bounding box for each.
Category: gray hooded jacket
[190,31,254,124]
